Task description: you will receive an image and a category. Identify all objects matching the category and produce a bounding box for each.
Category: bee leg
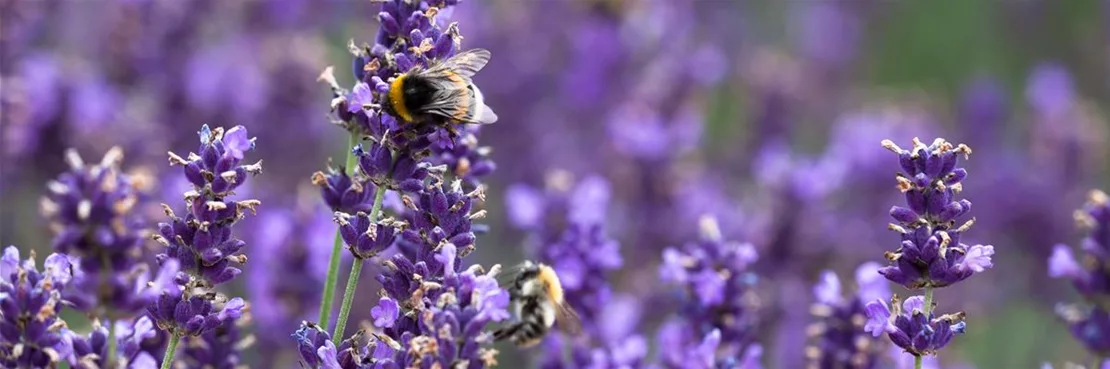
[493,323,521,342]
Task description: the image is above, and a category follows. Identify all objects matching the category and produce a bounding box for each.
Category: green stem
[333,260,365,339]
[106,317,117,367]
[99,255,118,368]
[333,184,387,339]
[923,287,934,314]
[1094,356,1104,369]
[915,287,934,369]
[160,333,180,369]
[318,133,361,327]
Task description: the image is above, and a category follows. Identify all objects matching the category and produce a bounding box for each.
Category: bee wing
[424,49,491,79]
[555,302,583,336]
[419,84,497,124]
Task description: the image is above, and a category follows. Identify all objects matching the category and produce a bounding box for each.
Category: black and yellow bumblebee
[493,260,582,348]
[381,48,499,126]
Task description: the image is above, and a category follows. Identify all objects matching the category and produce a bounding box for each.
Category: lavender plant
[865,138,994,368]
[64,316,160,368]
[0,247,73,368]
[313,0,498,336]
[148,124,260,368]
[1049,189,1110,367]
[39,146,181,366]
[659,215,763,368]
[295,0,512,366]
[806,262,889,369]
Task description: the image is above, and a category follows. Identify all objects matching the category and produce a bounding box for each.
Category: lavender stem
[333,259,365,339]
[106,318,117,368]
[161,333,181,369]
[924,287,934,314]
[102,254,118,367]
[332,179,387,339]
[318,133,361,327]
[915,287,935,369]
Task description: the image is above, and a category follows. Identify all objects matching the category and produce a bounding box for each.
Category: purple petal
[692,268,725,306]
[1048,244,1082,279]
[371,297,400,328]
[863,299,892,337]
[902,295,925,314]
[813,270,841,305]
[434,242,457,276]
[854,262,890,305]
[1,246,19,277]
[43,253,73,286]
[222,126,254,160]
[318,340,342,369]
[960,244,995,273]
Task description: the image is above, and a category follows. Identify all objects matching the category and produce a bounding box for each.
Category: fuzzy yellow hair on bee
[382,48,498,126]
[535,264,565,305]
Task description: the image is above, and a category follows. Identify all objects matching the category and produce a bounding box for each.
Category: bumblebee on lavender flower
[381,48,499,126]
[494,260,582,347]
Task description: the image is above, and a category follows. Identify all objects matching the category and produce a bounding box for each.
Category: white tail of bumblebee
[472,85,498,124]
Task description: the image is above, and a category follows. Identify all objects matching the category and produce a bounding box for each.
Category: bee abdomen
[495,320,549,348]
[494,298,552,348]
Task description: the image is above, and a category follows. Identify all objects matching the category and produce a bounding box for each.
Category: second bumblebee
[493,260,582,347]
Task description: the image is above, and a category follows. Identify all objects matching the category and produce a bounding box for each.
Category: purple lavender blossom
[336,210,400,260]
[877,138,994,289]
[805,262,890,369]
[430,125,496,185]
[388,179,485,276]
[292,322,334,369]
[41,146,164,317]
[155,124,261,286]
[1050,190,1110,307]
[863,295,966,357]
[1049,189,1110,360]
[313,163,379,214]
[0,246,74,368]
[148,124,258,347]
[63,316,159,368]
[659,215,762,367]
[1056,304,1110,359]
[181,313,253,369]
[294,263,509,368]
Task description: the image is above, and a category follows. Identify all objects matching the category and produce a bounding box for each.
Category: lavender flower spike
[42,146,170,323]
[64,316,159,368]
[877,137,994,289]
[156,124,262,286]
[149,124,261,367]
[0,246,74,368]
[863,294,966,357]
[659,215,761,367]
[806,262,890,368]
[1051,189,1110,362]
[1051,190,1110,308]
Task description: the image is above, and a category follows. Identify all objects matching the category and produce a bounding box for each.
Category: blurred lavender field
[3,0,1110,368]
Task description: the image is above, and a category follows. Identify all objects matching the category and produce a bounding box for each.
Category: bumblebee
[382,48,498,125]
[493,260,582,347]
